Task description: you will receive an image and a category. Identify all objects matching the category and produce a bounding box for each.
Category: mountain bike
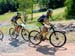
[29,24,67,47]
[9,24,29,41]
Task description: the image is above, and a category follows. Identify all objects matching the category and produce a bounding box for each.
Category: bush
[65,0,75,19]
[0,0,18,14]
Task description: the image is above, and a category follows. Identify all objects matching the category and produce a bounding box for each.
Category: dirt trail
[0,40,75,56]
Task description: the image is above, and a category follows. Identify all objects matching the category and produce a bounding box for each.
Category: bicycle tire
[29,30,42,45]
[49,31,66,47]
[21,29,29,41]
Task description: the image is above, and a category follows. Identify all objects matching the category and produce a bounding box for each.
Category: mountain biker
[11,12,24,36]
[38,9,53,24]
[38,9,53,40]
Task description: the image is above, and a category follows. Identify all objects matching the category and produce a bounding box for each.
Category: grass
[0,7,65,22]
[0,12,16,22]
[0,26,11,34]
[27,7,66,24]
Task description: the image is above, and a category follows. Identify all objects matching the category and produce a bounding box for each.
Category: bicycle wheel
[49,31,66,47]
[21,29,29,41]
[29,30,42,45]
[9,28,17,39]
[0,30,4,40]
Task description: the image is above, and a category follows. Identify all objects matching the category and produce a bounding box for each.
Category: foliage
[38,0,65,9]
[17,0,34,22]
[0,0,18,14]
[65,0,75,19]
[0,0,66,14]
[17,0,33,12]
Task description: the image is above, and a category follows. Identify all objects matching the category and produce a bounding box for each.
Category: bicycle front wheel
[49,31,66,47]
[29,30,42,45]
[21,29,29,41]
[0,30,4,40]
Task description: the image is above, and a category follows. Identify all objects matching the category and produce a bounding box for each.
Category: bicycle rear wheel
[29,30,42,45]
[9,28,18,39]
[0,30,4,40]
[49,31,66,47]
[21,29,29,41]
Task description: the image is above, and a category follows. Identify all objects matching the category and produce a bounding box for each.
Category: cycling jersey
[38,15,49,22]
[11,16,21,23]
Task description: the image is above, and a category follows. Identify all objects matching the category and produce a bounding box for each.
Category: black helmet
[47,9,53,13]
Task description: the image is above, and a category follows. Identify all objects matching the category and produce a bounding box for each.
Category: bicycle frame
[15,24,26,32]
[38,24,56,39]
[49,24,55,32]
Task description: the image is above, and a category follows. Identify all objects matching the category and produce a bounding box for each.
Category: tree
[0,0,8,14]
[38,0,48,9]
[65,0,75,18]
[17,0,33,22]
[0,0,18,14]
[38,0,65,9]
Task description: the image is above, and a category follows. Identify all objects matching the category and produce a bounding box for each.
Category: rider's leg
[11,21,21,34]
[40,26,45,37]
[40,26,48,40]
[44,32,48,40]
[14,22,21,35]
[43,27,48,39]
[15,26,21,33]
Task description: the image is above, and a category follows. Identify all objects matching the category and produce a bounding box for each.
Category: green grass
[0,12,15,34]
[0,12,15,22]
[0,7,65,22]
[0,25,12,34]
[31,7,66,22]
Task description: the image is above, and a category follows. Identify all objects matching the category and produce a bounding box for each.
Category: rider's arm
[19,18,25,24]
[43,23,51,28]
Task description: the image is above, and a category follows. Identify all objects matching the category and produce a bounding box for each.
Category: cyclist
[11,12,24,37]
[38,9,53,40]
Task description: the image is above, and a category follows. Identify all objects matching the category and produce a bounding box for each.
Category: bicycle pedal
[42,38,46,41]
[16,35,19,37]
[16,33,19,36]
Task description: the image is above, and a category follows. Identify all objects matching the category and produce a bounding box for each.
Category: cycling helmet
[47,9,53,13]
[17,12,21,15]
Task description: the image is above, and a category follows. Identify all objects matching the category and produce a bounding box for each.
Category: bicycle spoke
[29,30,41,45]
[50,31,66,47]
[21,29,29,41]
